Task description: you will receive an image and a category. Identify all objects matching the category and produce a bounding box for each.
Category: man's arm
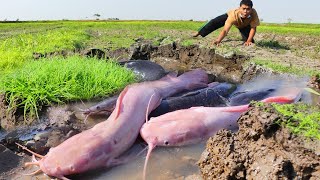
[211,23,232,46]
[244,27,256,46]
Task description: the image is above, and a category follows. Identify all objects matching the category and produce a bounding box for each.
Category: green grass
[181,39,195,47]
[258,23,320,35]
[273,103,320,140]
[80,21,201,49]
[256,40,289,50]
[0,56,136,123]
[1,20,318,56]
[0,28,89,72]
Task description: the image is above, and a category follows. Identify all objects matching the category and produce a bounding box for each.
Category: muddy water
[76,143,205,180]
[14,140,205,180]
[5,76,319,180]
[0,131,5,140]
[233,76,319,105]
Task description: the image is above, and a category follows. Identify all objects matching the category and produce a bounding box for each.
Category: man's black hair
[240,0,253,8]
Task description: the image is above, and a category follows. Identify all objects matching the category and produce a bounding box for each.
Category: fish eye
[164,141,169,145]
[70,165,75,172]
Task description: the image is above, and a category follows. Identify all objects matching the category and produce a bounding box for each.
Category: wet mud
[198,103,320,179]
[0,104,88,155]
[0,94,16,131]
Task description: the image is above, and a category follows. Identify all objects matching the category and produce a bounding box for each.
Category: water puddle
[79,143,204,180]
[12,142,204,180]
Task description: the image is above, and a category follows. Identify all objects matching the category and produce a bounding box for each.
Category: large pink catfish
[140,88,302,179]
[19,69,208,180]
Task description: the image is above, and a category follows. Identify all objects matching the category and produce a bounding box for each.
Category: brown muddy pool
[13,142,205,180]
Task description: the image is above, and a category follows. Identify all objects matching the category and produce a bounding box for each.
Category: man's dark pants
[197,13,254,43]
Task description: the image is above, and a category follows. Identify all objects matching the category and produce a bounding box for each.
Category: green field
[0,20,319,131]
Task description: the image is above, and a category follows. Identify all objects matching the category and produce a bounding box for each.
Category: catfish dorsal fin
[222,105,249,112]
[166,71,178,78]
[114,86,129,120]
[146,93,156,123]
[159,71,178,81]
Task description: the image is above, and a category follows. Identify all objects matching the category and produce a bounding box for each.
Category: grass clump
[256,40,289,50]
[181,39,195,47]
[273,103,320,140]
[0,56,136,123]
[0,29,89,72]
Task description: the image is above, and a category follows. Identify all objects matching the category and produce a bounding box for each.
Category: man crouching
[193,0,260,46]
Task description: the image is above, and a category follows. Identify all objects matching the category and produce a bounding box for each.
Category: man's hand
[244,41,253,46]
[244,27,256,46]
[210,23,231,48]
[210,39,221,48]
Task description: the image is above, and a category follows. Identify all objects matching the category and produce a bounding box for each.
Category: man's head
[239,0,253,18]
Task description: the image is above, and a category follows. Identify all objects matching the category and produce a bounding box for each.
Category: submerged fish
[150,82,236,117]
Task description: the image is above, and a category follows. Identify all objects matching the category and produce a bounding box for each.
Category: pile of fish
[18,67,302,180]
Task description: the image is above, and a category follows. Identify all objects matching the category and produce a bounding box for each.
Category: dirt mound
[150,43,248,83]
[198,103,320,179]
[81,43,251,83]
[309,75,320,90]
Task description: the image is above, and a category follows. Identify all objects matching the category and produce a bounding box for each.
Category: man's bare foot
[192,32,199,37]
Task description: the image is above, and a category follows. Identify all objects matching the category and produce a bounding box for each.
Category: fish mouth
[38,159,52,176]
[145,137,158,146]
[40,159,67,177]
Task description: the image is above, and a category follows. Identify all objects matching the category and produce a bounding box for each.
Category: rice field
[0,20,319,124]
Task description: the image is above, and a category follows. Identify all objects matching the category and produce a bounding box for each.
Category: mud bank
[32,41,320,87]
[34,41,299,84]
[0,104,88,154]
[84,42,258,83]
[198,103,320,179]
